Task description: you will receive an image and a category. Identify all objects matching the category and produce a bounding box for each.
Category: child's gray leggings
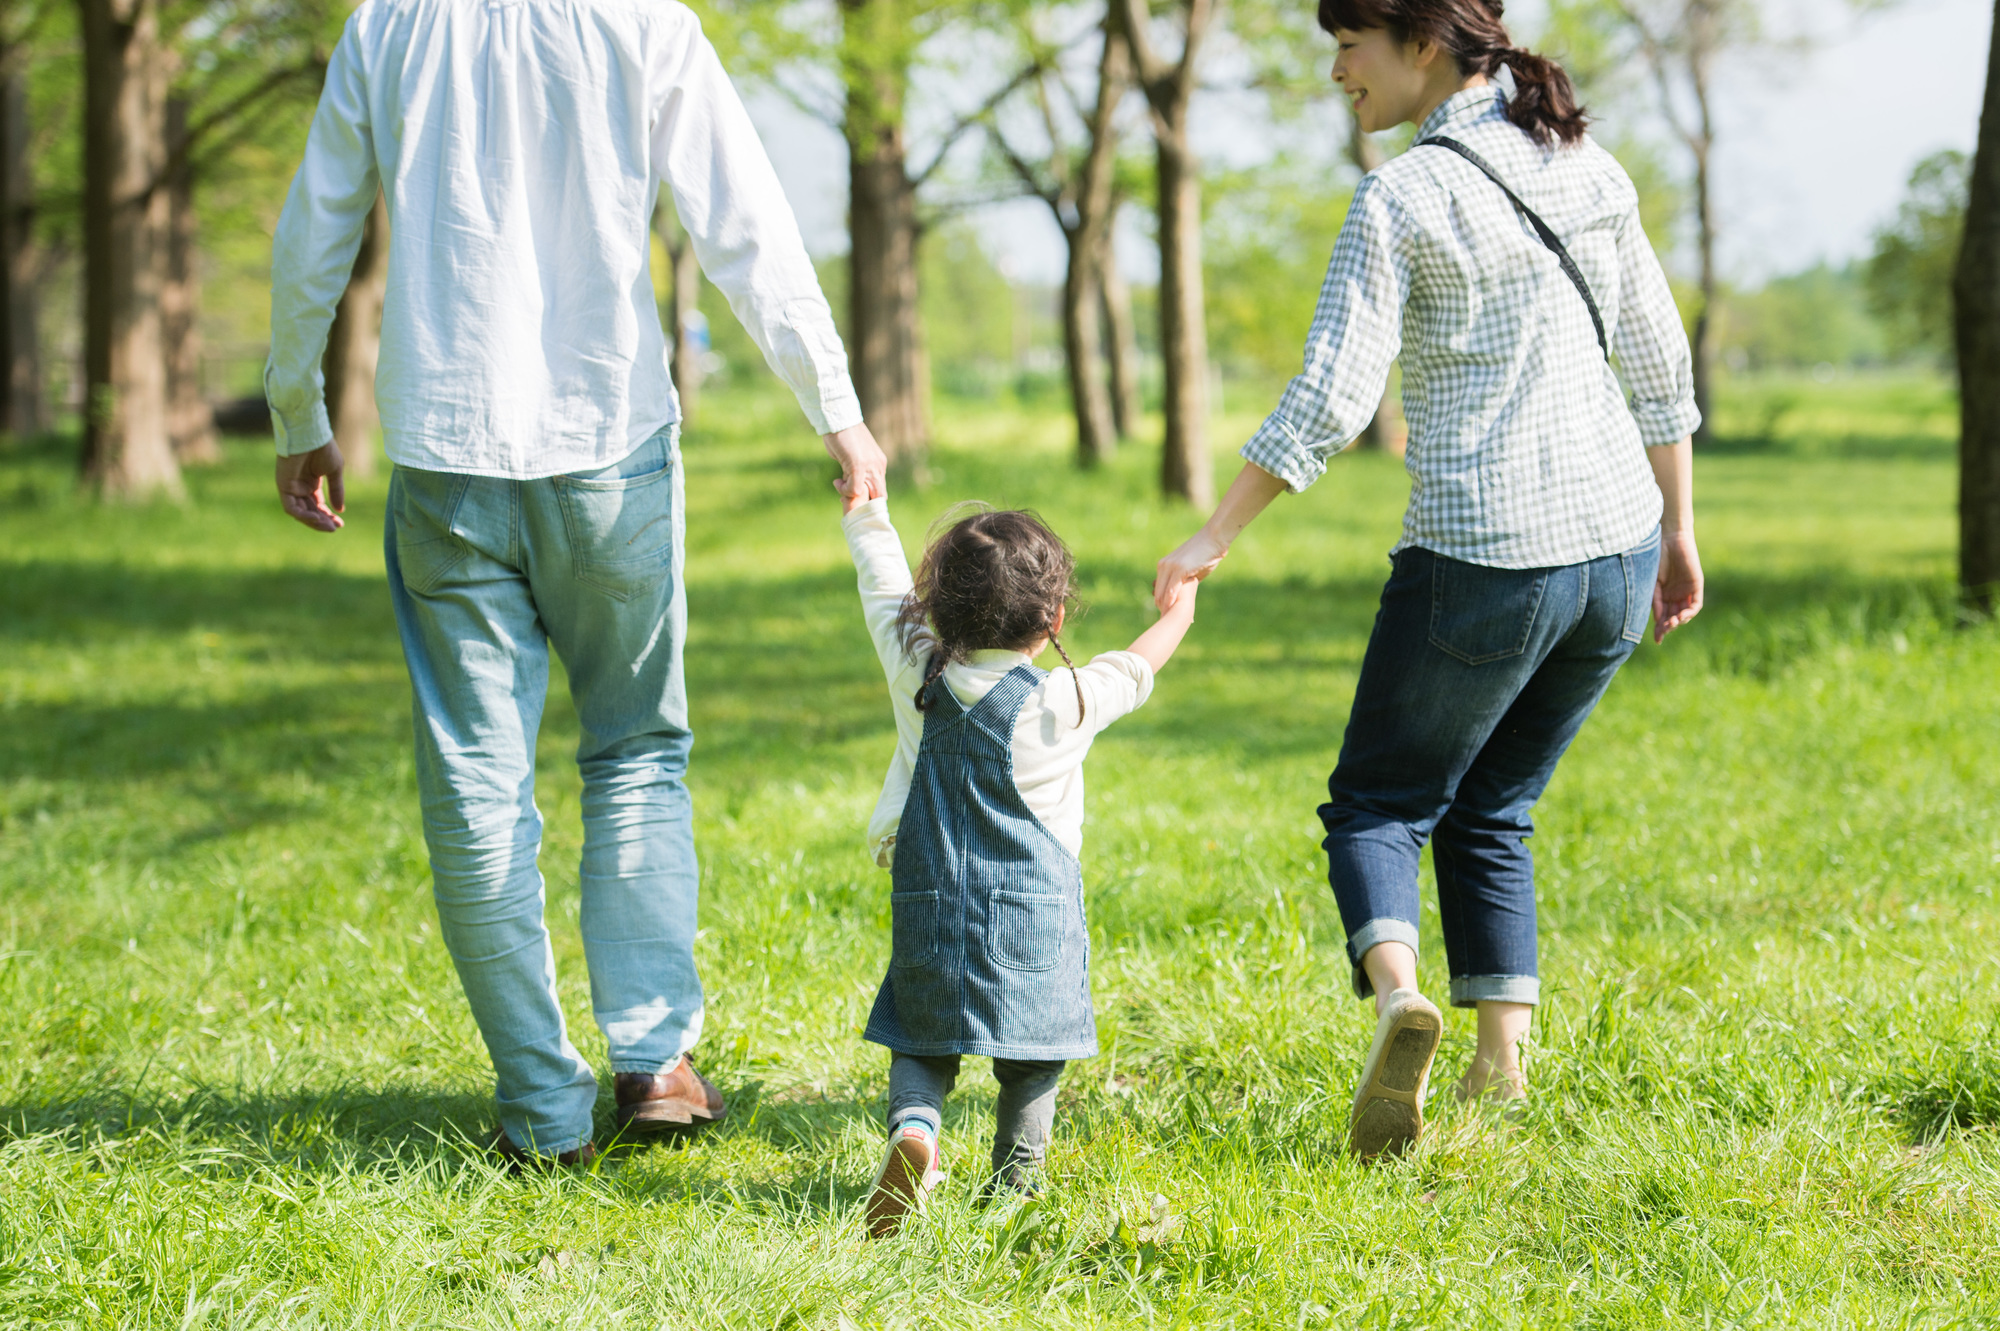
[888,1052,1064,1187]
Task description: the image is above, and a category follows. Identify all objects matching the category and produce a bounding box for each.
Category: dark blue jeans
[1321,530,1661,1008]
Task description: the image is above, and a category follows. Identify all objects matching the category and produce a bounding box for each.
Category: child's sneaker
[1347,987,1443,1161]
[865,1118,944,1238]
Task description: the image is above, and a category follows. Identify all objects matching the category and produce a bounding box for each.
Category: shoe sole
[613,1106,726,1137]
[865,1135,934,1238]
[1349,1005,1443,1161]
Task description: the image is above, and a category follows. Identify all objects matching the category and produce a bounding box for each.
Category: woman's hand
[1653,527,1703,642]
[1152,462,1291,611]
[1154,529,1229,612]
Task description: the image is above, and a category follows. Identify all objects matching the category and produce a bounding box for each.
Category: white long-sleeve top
[843,500,1154,870]
[265,0,861,476]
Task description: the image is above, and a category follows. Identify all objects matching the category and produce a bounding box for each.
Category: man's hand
[277,442,347,532]
[823,422,887,505]
[1653,528,1703,643]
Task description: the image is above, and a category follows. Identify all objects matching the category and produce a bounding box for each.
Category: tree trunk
[80,0,179,499]
[1691,143,1716,448]
[1054,19,1127,468]
[1120,0,1213,505]
[323,189,388,478]
[664,214,703,426]
[162,95,217,465]
[0,62,41,436]
[1688,30,1718,450]
[1957,0,2000,613]
[1063,230,1115,466]
[1346,116,1402,457]
[1155,120,1210,506]
[1099,222,1138,439]
[841,0,928,467]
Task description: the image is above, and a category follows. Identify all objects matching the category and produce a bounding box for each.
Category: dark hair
[896,504,1086,720]
[1317,0,1587,147]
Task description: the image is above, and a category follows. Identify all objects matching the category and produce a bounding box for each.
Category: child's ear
[1052,605,1067,636]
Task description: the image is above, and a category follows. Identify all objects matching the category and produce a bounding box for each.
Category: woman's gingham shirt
[1241,87,1700,569]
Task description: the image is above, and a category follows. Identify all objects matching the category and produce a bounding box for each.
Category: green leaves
[1867,150,1969,367]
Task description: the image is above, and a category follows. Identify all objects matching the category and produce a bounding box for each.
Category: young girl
[837,484,1198,1236]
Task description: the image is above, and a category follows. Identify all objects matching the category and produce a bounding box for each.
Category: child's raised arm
[1125,578,1198,674]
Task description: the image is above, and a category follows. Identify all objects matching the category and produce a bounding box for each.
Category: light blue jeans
[384,428,700,1156]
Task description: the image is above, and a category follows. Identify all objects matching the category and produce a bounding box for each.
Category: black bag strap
[1417,135,1608,361]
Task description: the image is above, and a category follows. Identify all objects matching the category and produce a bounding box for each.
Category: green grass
[2,376,1998,1328]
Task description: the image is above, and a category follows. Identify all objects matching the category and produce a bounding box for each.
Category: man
[265,0,885,1164]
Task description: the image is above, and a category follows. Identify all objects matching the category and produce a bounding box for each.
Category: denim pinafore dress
[864,663,1099,1060]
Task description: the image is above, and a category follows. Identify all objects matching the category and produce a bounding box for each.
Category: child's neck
[959,639,1046,661]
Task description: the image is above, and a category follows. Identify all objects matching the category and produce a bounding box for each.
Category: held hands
[826,422,888,515]
[1151,462,1287,611]
[276,442,347,532]
[1652,527,1704,643]
[1153,527,1228,613]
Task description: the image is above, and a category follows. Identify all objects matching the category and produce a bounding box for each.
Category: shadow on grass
[0,559,397,654]
[1697,430,1955,461]
[1872,1039,2000,1142]
[0,550,1964,815]
[0,1074,881,1215]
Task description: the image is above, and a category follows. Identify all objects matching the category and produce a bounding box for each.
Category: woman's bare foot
[1453,1064,1526,1105]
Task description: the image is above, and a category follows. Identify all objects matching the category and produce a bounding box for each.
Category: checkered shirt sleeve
[1238,89,1701,570]
[1240,175,1409,494]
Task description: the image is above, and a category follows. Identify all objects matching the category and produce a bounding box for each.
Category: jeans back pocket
[389,469,473,595]
[1428,552,1550,665]
[1618,528,1663,645]
[552,442,677,602]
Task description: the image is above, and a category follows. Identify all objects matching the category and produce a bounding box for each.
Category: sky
[744,0,1993,289]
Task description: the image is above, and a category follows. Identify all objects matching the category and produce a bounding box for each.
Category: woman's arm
[1152,462,1289,611]
[1649,437,1702,642]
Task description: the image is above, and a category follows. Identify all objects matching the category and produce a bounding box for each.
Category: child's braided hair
[896,504,1087,721]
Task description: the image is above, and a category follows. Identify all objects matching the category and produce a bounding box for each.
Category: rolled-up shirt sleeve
[1612,199,1701,445]
[264,17,378,456]
[1240,175,1409,492]
[652,19,862,437]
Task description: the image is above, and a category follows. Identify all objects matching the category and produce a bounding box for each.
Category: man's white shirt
[266,0,860,477]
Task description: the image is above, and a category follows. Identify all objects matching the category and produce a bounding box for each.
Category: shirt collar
[1417,85,1505,142]
[965,648,1032,668]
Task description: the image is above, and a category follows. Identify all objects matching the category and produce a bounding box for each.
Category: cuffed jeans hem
[1448,974,1540,1009]
[1346,917,1421,1001]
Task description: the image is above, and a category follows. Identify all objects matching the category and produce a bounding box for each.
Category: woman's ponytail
[1317,0,1589,148]
[1501,46,1588,146]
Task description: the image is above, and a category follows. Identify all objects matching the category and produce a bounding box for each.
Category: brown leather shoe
[488,1128,598,1172]
[614,1055,727,1136]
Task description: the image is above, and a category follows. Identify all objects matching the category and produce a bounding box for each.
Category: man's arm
[650,16,883,495]
[266,18,378,531]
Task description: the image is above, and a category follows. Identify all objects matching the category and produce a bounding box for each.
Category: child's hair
[896,504,1086,720]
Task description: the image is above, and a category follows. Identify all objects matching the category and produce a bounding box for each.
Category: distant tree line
[0,0,1972,514]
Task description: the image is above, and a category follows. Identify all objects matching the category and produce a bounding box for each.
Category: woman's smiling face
[1331,27,1433,134]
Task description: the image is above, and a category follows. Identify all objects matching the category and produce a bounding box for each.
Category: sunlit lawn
[1,371,1995,1328]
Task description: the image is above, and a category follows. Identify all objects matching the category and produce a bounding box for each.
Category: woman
[1154,0,1703,1160]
